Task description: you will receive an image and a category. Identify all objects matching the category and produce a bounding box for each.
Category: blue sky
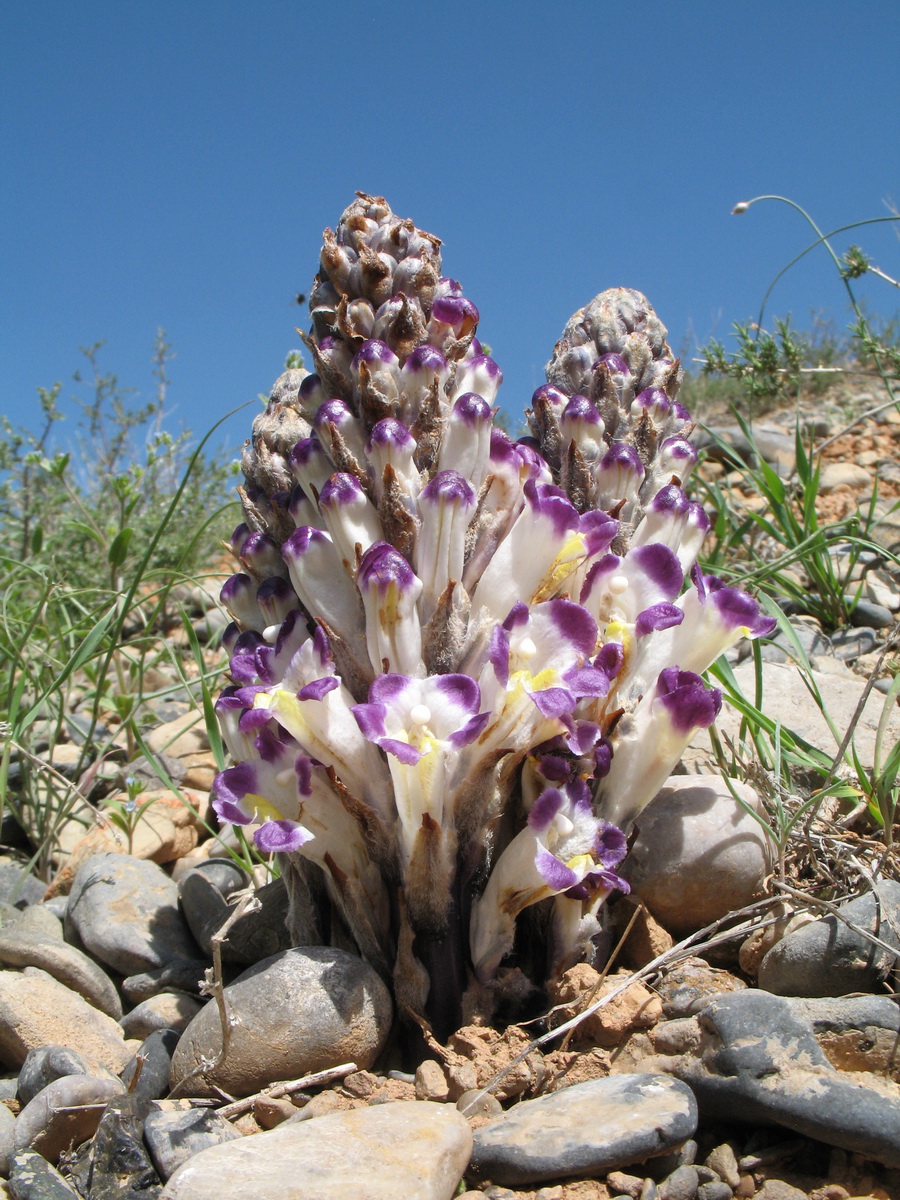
[3,1,899,462]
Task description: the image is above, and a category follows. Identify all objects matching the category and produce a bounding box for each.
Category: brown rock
[547,965,662,1047]
[445,1024,545,1102]
[616,898,674,969]
[0,967,132,1072]
[47,789,207,895]
[146,711,210,758]
[416,1059,450,1102]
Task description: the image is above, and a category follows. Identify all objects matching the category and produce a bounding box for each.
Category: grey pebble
[160,1101,472,1200]
[120,1029,180,1102]
[696,1184,734,1200]
[758,879,900,996]
[119,991,204,1040]
[122,960,210,1005]
[5,1148,83,1198]
[169,946,392,1099]
[4,907,63,942]
[0,858,46,910]
[65,852,201,976]
[143,1107,242,1181]
[470,1074,698,1186]
[659,1165,699,1200]
[667,989,900,1168]
[178,869,291,965]
[0,1099,16,1176]
[847,599,895,629]
[18,1046,118,1106]
[705,1143,740,1188]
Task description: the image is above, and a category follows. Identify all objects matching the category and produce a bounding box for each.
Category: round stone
[169,946,392,1098]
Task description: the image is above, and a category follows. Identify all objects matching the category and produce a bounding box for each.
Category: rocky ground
[1,380,899,1200]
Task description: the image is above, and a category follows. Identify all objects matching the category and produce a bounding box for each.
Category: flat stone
[758,880,900,996]
[18,1045,119,1106]
[122,960,210,1005]
[13,1073,125,1162]
[169,946,392,1098]
[65,853,201,976]
[784,994,900,1076]
[470,1075,698,1186]
[5,1148,82,1198]
[5,906,63,941]
[819,462,872,490]
[119,991,204,1040]
[686,660,900,777]
[144,1107,242,1181]
[161,1101,472,1199]
[146,712,210,759]
[0,928,122,1018]
[623,775,773,935]
[661,989,900,1168]
[0,968,132,1073]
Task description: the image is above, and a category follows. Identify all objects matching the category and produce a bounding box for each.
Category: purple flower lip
[357,541,417,592]
[561,395,602,425]
[289,437,328,471]
[352,339,398,368]
[419,469,476,507]
[255,820,312,855]
[452,393,492,424]
[524,479,580,538]
[672,400,692,422]
[314,399,353,428]
[600,443,644,474]
[635,386,671,413]
[688,502,711,533]
[220,573,253,604]
[634,602,685,637]
[659,436,698,465]
[595,642,624,679]
[701,576,778,637]
[431,295,479,330]
[648,484,690,515]
[656,667,723,733]
[366,418,415,451]
[631,543,684,598]
[283,525,330,558]
[580,510,619,556]
[299,374,324,401]
[318,472,366,507]
[403,345,448,373]
[596,352,631,377]
[529,787,565,833]
[530,384,569,411]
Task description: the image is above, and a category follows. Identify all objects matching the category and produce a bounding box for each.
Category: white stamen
[410,704,431,727]
[552,813,574,837]
[609,575,629,595]
[517,637,537,659]
[275,768,295,787]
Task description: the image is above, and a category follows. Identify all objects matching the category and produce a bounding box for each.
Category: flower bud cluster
[213,195,774,1036]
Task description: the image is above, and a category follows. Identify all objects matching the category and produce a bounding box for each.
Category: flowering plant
[212,195,774,1037]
